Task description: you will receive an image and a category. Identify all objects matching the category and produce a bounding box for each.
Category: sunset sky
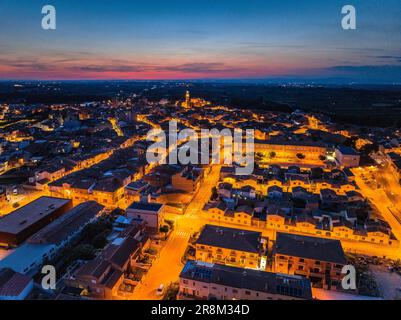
[0,0,400,82]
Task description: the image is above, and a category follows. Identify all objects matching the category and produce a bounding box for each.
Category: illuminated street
[353,166,401,250]
[131,165,221,300]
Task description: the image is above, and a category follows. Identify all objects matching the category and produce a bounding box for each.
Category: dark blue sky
[0,0,400,82]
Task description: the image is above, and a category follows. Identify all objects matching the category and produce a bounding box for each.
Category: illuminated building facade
[273,233,347,290]
[195,225,267,270]
[178,260,312,300]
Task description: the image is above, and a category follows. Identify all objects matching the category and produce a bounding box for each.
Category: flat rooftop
[336,145,359,156]
[127,202,163,212]
[0,243,54,274]
[0,197,71,235]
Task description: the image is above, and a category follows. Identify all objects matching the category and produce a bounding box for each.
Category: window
[245,290,251,295]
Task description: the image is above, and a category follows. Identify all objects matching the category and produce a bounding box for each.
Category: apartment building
[254,139,327,162]
[195,225,267,270]
[273,232,347,290]
[335,146,360,168]
[178,260,312,300]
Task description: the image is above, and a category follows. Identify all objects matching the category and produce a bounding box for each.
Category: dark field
[1,81,401,127]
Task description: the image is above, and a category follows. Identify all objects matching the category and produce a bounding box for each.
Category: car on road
[12,186,18,195]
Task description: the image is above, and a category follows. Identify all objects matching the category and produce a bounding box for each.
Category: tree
[73,244,96,260]
[165,219,174,229]
[93,234,108,249]
[145,247,158,255]
[110,208,125,217]
[82,220,112,239]
[160,225,169,234]
[255,152,264,160]
[311,167,324,179]
[344,136,358,148]
[211,187,218,200]
[360,143,379,155]
[163,282,179,300]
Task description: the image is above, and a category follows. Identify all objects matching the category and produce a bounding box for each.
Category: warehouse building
[0,197,72,247]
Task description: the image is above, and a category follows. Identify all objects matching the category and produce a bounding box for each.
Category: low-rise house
[171,166,204,193]
[0,268,33,300]
[124,179,149,203]
[365,220,392,244]
[267,186,283,199]
[126,201,164,229]
[295,214,317,233]
[68,224,145,300]
[332,219,355,239]
[346,191,364,202]
[239,185,256,199]
[292,186,309,199]
[266,208,287,230]
[217,182,233,199]
[233,205,253,226]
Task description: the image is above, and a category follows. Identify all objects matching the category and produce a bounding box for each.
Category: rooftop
[0,268,32,297]
[0,243,54,274]
[0,197,71,235]
[27,201,104,245]
[127,201,163,212]
[180,260,312,300]
[336,145,359,156]
[196,225,262,254]
[274,232,347,265]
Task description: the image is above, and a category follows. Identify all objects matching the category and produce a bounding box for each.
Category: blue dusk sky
[0,0,400,82]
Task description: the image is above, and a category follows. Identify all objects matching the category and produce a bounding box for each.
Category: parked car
[12,186,18,195]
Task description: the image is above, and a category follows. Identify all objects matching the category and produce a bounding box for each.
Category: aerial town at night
[1,84,401,301]
[0,0,401,309]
